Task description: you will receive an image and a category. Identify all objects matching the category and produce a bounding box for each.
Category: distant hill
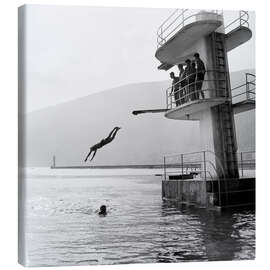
[24,69,255,167]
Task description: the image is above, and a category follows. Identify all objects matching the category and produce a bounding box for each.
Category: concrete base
[162,178,255,210]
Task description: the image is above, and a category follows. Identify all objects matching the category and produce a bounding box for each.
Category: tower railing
[163,150,225,206]
[237,151,255,178]
[166,69,229,110]
[163,150,255,205]
[224,10,249,33]
[163,150,225,181]
[163,150,255,180]
[157,9,249,48]
[231,73,256,104]
[157,9,222,48]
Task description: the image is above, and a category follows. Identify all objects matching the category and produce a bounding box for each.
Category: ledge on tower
[233,100,255,114]
[155,10,223,66]
[226,26,252,52]
[165,97,229,120]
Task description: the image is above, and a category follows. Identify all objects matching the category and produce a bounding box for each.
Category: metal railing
[157,9,223,48]
[163,150,225,180]
[166,71,255,110]
[166,69,228,109]
[163,150,255,181]
[237,151,255,178]
[224,10,249,33]
[163,150,225,206]
[231,73,256,104]
[163,150,255,205]
[157,9,249,48]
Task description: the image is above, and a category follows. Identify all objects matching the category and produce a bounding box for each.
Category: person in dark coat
[184,59,196,101]
[169,72,180,106]
[178,64,186,103]
[194,52,206,99]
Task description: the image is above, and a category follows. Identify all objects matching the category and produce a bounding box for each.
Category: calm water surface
[24,168,255,267]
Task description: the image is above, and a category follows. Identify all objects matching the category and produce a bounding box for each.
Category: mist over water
[24,168,255,267]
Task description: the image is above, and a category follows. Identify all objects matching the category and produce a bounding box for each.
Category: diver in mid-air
[84,127,121,162]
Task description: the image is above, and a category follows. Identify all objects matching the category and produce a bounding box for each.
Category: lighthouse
[154,10,255,209]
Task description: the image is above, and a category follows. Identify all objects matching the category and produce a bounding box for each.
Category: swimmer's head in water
[99,205,107,215]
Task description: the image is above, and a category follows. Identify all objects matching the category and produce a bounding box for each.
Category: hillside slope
[24,69,255,166]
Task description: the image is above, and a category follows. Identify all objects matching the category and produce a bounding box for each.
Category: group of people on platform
[170,53,206,106]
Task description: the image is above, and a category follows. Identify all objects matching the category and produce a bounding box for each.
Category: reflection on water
[158,201,255,262]
[24,168,255,266]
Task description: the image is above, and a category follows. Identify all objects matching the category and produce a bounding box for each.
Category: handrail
[225,10,249,32]
[167,69,227,92]
[232,91,255,99]
[159,9,187,37]
[165,71,255,110]
[246,73,255,78]
[157,9,250,48]
[157,9,222,48]
[163,150,255,205]
[166,69,229,109]
[157,9,186,48]
[163,149,256,178]
[237,151,255,178]
[231,73,256,102]
[159,9,180,29]
[163,150,225,179]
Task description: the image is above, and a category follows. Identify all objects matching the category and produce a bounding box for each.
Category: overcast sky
[23,5,255,112]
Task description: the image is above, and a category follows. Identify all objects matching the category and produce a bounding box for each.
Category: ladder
[212,32,227,98]
[211,32,239,181]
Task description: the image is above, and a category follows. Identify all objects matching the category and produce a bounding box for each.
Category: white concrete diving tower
[155,9,253,179]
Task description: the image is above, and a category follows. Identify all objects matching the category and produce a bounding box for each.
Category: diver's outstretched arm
[90,150,97,161]
[84,150,92,162]
[109,128,120,140]
[107,127,117,139]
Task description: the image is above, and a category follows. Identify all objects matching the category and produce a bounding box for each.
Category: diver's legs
[90,150,97,161]
[84,149,92,162]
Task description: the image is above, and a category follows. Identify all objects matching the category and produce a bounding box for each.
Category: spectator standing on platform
[178,64,186,103]
[170,72,180,106]
[184,59,196,101]
[194,53,206,99]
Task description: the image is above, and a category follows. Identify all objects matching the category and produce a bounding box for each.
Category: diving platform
[156,10,252,71]
[164,71,256,120]
[226,26,252,52]
[155,18,222,66]
[156,10,223,68]
[233,99,255,114]
[157,26,252,70]
[164,98,255,120]
[165,97,229,120]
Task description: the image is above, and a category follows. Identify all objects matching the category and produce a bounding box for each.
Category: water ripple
[25,171,255,266]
